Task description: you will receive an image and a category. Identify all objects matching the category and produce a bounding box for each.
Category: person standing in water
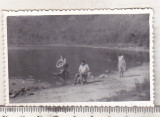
[56,55,66,69]
[118,54,126,78]
[56,55,68,80]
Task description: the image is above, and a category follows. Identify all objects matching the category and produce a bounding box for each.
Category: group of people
[55,54,126,85]
[56,55,90,85]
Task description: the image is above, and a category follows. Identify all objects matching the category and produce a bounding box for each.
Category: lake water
[8,46,149,83]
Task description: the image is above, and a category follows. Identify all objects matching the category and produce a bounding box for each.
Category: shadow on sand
[87,80,102,84]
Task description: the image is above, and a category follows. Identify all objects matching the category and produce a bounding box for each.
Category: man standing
[118,55,126,78]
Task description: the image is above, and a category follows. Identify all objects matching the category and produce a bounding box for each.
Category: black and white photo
[3,10,153,106]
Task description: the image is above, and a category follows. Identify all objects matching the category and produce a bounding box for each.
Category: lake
[8,46,149,83]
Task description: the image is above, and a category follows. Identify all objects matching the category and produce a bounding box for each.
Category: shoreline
[10,62,150,103]
[8,44,149,52]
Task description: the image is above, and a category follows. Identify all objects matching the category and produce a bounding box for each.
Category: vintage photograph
[3,10,153,105]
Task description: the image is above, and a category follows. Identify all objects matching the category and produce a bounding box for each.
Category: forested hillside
[7,14,149,48]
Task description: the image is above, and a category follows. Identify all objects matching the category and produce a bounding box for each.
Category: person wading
[56,55,68,80]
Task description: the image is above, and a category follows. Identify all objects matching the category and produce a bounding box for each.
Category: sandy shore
[10,63,150,103]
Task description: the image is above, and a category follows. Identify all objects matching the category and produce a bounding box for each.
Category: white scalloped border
[1,8,154,107]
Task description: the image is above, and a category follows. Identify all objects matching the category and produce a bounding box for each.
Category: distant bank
[8,44,149,53]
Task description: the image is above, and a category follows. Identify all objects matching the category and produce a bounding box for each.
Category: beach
[10,62,150,103]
